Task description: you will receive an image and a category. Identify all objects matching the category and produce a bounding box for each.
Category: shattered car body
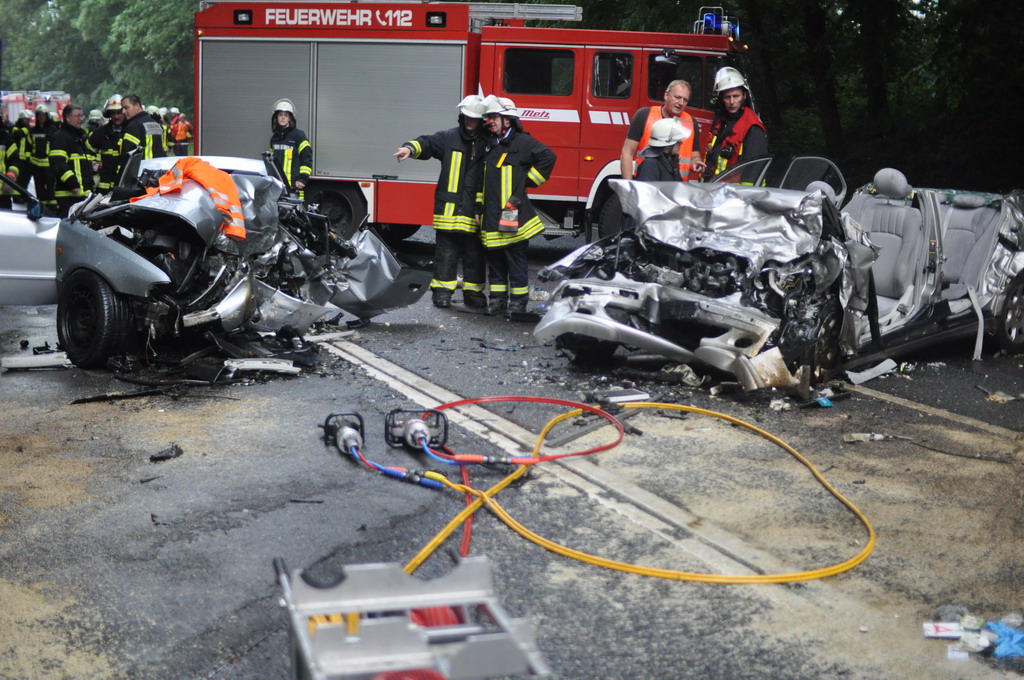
[52,156,430,367]
[534,156,1024,390]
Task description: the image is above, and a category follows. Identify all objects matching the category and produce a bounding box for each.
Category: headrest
[951,193,987,209]
[873,168,912,199]
[806,181,836,204]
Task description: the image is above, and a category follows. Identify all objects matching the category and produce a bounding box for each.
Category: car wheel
[597,193,623,240]
[995,273,1024,353]
[57,270,136,368]
[308,184,367,240]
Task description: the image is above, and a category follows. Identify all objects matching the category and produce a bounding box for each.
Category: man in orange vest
[619,80,705,182]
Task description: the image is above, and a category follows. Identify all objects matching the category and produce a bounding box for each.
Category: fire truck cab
[194,2,746,241]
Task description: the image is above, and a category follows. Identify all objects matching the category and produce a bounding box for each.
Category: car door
[0,175,60,305]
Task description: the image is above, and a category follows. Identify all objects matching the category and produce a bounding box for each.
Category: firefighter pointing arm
[392,95,490,309]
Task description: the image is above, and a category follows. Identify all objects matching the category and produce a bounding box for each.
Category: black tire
[597,192,624,240]
[995,273,1024,353]
[307,184,367,240]
[57,270,136,368]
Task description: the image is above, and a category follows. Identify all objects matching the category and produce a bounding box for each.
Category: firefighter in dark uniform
[8,111,34,204]
[30,104,59,213]
[393,95,489,308]
[1,110,18,210]
[48,104,96,217]
[117,94,166,176]
[477,95,556,317]
[89,94,125,193]
[267,99,312,200]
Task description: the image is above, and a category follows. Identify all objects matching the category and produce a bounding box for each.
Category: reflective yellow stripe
[510,285,529,296]
[490,283,508,293]
[501,166,512,206]
[447,151,462,193]
[527,166,547,186]
[430,279,458,290]
[409,140,422,157]
[481,216,543,248]
[283,148,293,181]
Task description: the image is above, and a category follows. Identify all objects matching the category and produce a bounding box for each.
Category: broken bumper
[534,278,798,391]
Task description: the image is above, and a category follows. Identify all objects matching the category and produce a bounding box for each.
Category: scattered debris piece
[923,621,963,638]
[589,388,651,405]
[150,443,184,463]
[306,330,356,343]
[843,432,913,443]
[71,388,174,405]
[19,339,29,350]
[224,358,302,375]
[2,352,73,370]
[985,621,1024,658]
[769,398,792,412]
[33,341,55,355]
[845,358,898,385]
[976,385,1024,403]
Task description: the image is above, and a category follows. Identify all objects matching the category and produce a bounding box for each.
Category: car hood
[611,179,826,270]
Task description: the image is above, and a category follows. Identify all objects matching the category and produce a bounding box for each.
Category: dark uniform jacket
[634,150,682,182]
[30,117,59,168]
[49,125,95,197]
[1,125,18,181]
[402,126,486,233]
[119,111,166,174]
[89,122,123,190]
[268,126,312,193]
[478,128,556,249]
[10,122,33,181]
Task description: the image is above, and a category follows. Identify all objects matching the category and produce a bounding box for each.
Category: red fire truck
[193,2,747,241]
[1,90,72,123]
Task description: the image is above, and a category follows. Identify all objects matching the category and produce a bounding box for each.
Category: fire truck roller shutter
[314,42,464,181]
[198,40,312,158]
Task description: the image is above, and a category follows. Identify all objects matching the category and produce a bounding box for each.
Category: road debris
[1,351,72,369]
[150,444,184,463]
[843,432,914,443]
[976,385,1024,403]
[845,358,898,384]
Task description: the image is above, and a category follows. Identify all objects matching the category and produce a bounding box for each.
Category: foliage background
[3,0,1022,190]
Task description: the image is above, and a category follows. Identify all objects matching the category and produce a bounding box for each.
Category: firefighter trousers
[485,240,530,302]
[431,230,486,299]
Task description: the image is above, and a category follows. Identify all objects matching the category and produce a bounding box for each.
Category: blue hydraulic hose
[421,440,467,466]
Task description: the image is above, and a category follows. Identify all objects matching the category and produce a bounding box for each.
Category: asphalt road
[1,232,1022,679]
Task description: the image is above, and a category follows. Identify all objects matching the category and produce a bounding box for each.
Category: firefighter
[9,110,34,197]
[620,79,704,182]
[90,94,126,193]
[86,109,104,132]
[701,67,767,181]
[30,104,59,212]
[393,95,489,309]
[169,108,192,156]
[49,104,96,218]
[0,109,17,210]
[117,94,166,176]
[634,118,687,183]
[268,99,312,200]
[477,95,556,317]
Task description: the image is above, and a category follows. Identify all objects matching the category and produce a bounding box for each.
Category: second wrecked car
[534,156,1024,390]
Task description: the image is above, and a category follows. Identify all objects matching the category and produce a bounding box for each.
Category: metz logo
[520,110,550,120]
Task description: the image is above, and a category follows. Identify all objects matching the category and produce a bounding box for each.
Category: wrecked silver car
[50,156,429,367]
[534,156,1024,390]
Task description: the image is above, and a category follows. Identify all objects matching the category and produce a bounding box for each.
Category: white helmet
[714,66,748,96]
[146,105,159,116]
[457,94,486,119]
[104,94,123,113]
[647,118,689,147]
[482,95,519,118]
[18,109,34,121]
[170,106,180,115]
[88,109,104,122]
[159,106,168,118]
[273,98,296,116]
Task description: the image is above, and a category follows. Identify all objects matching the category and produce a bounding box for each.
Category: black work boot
[432,291,452,308]
[506,298,528,316]
[463,291,487,308]
[485,298,508,316]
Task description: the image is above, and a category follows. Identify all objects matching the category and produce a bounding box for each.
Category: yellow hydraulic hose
[407,402,876,584]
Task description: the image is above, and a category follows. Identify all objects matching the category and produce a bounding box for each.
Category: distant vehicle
[193,2,749,242]
[1,90,72,121]
[0,156,431,368]
[533,156,1024,390]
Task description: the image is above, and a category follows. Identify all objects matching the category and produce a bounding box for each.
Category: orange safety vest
[131,157,246,240]
[635,107,696,181]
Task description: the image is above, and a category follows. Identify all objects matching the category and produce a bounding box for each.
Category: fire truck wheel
[372,224,421,246]
[307,185,366,240]
[597,193,624,240]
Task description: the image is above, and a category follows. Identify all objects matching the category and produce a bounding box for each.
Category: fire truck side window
[593,52,633,99]
[647,54,703,105]
[504,49,574,96]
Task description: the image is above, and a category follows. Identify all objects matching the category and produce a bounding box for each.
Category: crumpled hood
[611,179,825,270]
